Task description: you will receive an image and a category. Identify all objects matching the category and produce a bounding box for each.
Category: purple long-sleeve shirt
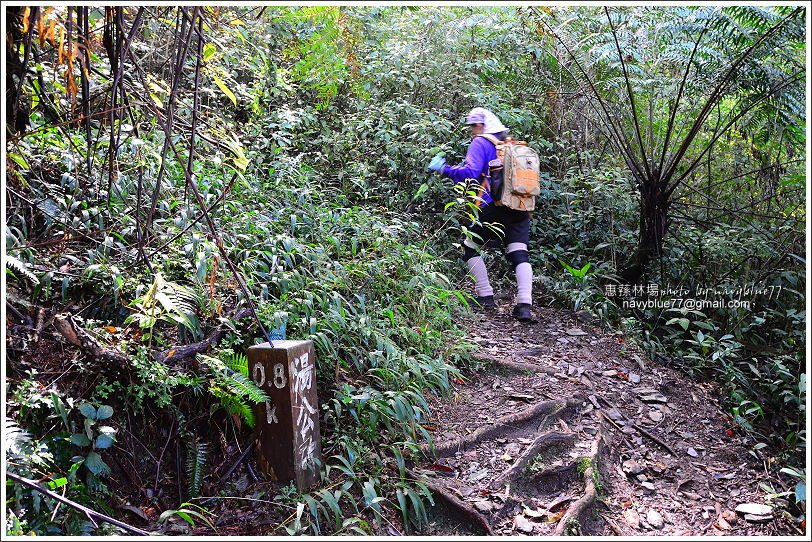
[441,135,499,206]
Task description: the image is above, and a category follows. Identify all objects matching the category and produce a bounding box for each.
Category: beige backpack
[478,134,541,211]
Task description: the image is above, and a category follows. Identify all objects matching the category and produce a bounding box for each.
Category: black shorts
[466,205,531,248]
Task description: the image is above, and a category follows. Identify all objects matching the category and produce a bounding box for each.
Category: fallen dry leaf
[425,463,455,476]
[522,506,544,518]
[545,509,566,523]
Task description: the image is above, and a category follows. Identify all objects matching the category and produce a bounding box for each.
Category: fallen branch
[217,436,257,484]
[629,422,677,457]
[594,394,676,456]
[425,397,580,459]
[554,431,603,536]
[154,308,251,363]
[473,352,559,375]
[6,472,150,535]
[491,430,577,488]
[406,469,493,535]
[601,513,625,536]
[6,300,32,327]
[54,312,129,366]
[598,411,636,451]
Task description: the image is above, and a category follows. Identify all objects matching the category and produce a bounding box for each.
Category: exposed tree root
[406,470,493,535]
[553,431,604,536]
[425,397,580,459]
[54,312,130,366]
[491,430,577,488]
[473,352,559,375]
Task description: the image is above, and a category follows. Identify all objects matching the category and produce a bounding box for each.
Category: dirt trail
[419,299,794,536]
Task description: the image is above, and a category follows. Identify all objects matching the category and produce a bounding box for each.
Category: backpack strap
[473,134,502,208]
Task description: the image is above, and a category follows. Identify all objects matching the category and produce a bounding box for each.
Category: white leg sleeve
[465,256,494,297]
[506,243,532,304]
[515,262,533,304]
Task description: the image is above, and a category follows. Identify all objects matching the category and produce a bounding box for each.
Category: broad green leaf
[84,452,110,476]
[213,75,237,107]
[795,481,806,503]
[47,477,67,490]
[96,405,114,420]
[175,511,195,527]
[666,317,690,330]
[150,92,164,109]
[84,417,95,438]
[318,489,342,530]
[51,392,68,429]
[61,277,70,302]
[202,42,216,62]
[8,152,30,170]
[97,425,116,436]
[95,434,115,449]
[70,433,92,447]
[395,489,408,531]
[78,403,97,420]
[224,135,249,171]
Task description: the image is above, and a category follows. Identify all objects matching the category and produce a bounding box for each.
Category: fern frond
[5,256,39,285]
[201,352,268,428]
[221,371,270,405]
[4,416,33,456]
[223,352,249,377]
[185,439,208,499]
[211,387,256,428]
[199,352,265,402]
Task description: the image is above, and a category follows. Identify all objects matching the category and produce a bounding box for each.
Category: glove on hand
[427,154,446,172]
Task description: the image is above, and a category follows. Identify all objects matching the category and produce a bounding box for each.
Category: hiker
[427,107,534,322]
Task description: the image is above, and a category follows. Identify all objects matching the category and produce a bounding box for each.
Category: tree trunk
[5,6,29,135]
[620,177,669,283]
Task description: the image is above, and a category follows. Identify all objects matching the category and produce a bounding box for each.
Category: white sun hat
[465,107,508,134]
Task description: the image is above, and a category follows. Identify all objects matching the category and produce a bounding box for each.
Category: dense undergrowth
[5,5,807,535]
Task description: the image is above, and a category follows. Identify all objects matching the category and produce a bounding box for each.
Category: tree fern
[185,439,208,499]
[525,5,804,280]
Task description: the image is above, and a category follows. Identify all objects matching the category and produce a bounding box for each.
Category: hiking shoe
[512,303,532,322]
[474,295,495,311]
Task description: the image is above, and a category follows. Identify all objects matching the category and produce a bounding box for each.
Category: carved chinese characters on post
[247,340,321,491]
[290,352,319,475]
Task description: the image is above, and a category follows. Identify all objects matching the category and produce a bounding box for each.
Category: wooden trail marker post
[248,340,322,491]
